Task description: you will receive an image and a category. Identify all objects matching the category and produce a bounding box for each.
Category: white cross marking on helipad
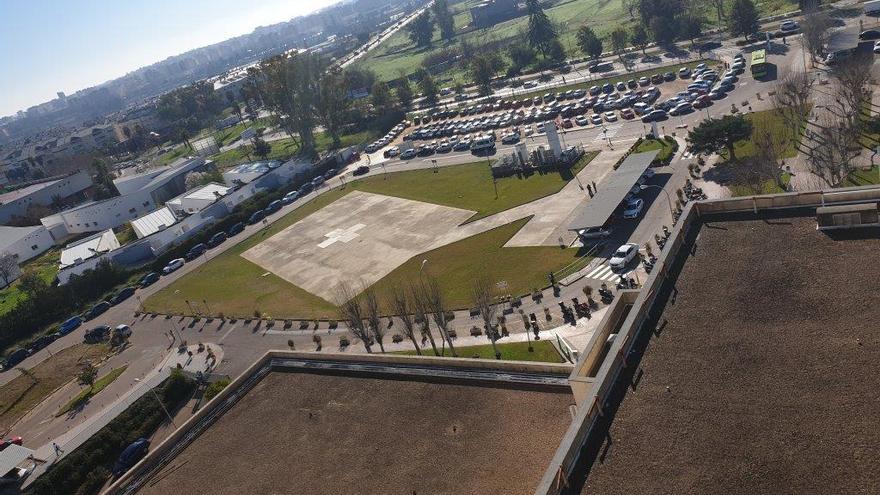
[318,223,366,248]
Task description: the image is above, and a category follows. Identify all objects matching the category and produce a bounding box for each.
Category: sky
[0,0,338,117]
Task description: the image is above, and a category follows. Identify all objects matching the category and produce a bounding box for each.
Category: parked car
[0,436,23,451]
[185,243,207,261]
[139,272,159,288]
[84,325,111,344]
[227,222,245,236]
[780,20,799,32]
[162,258,185,275]
[861,29,880,40]
[281,191,300,204]
[641,109,668,122]
[4,349,28,369]
[247,210,265,225]
[58,316,83,335]
[578,226,613,240]
[609,243,640,271]
[113,438,150,477]
[207,232,227,248]
[352,165,370,176]
[400,148,417,159]
[678,67,692,78]
[638,76,650,86]
[874,40,880,54]
[264,200,282,215]
[623,198,645,219]
[83,301,110,321]
[110,287,136,305]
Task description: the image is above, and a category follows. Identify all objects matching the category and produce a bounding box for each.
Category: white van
[471,135,495,151]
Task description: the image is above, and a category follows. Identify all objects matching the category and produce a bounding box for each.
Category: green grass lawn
[728,109,803,161]
[729,172,791,196]
[55,365,127,417]
[395,339,565,362]
[369,218,591,309]
[0,248,60,317]
[209,130,376,170]
[145,155,595,318]
[352,151,597,222]
[634,137,675,163]
[360,0,794,83]
[842,166,880,187]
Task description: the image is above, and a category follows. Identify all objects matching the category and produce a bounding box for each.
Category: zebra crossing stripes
[585,263,621,282]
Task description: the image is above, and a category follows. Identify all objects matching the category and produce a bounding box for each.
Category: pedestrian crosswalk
[584,263,622,282]
[593,124,623,143]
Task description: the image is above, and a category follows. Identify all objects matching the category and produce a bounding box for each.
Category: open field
[396,340,565,362]
[0,344,108,433]
[145,158,595,317]
[136,370,574,495]
[352,151,597,222]
[369,218,590,309]
[579,216,880,494]
[55,365,127,417]
[359,0,796,83]
[842,166,880,187]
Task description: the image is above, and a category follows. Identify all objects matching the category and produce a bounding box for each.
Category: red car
[0,437,23,451]
[693,95,712,109]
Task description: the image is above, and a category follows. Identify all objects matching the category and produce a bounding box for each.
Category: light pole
[640,184,674,221]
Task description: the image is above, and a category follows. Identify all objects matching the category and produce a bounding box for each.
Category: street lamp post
[640,184,675,222]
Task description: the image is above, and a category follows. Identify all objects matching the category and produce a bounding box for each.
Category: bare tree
[772,70,812,138]
[0,254,17,288]
[410,282,440,356]
[362,285,386,353]
[423,276,457,357]
[752,113,791,189]
[807,114,860,187]
[709,0,725,22]
[800,11,832,66]
[337,283,372,353]
[390,286,421,355]
[831,56,873,131]
[471,274,500,359]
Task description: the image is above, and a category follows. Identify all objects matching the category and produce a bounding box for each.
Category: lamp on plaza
[640,184,674,221]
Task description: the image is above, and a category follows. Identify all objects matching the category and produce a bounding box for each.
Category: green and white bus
[750,49,768,79]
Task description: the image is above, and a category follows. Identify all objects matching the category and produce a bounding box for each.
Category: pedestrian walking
[591,180,597,191]
[53,442,64,456]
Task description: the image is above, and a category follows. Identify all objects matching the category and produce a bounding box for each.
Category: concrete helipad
[242,191,474,302]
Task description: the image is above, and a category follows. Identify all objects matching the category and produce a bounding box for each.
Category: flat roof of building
[0,179,62,204]
[130,207,177,238]
[578,215,880,494]
[59,229,117,268]
[0,225,44,251]
[136,369,574,495]
[567,150,658,231]
[224,160,282,175]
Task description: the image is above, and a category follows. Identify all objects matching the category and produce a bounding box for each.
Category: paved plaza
[242,191,474,301]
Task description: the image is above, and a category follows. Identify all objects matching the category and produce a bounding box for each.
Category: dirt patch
[0,344,109,434]
[580,217,880,494]
[138,371,574,495]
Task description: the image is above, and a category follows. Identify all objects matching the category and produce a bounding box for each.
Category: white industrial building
[166,183,230,216]
[0,225,54,287]
[57,229,120,284]
[0,170,93,224]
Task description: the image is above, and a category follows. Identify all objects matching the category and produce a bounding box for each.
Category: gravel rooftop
[581,216,880,494]
[137,370,574,495]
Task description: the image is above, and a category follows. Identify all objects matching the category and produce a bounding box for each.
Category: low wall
[103,351,572,495]
[534,184,880,495]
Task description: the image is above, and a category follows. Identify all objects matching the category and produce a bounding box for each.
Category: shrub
[203,378,231,402]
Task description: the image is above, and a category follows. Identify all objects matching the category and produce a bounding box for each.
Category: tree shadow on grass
[701,160,740,187]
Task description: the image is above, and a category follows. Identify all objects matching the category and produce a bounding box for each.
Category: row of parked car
[365,121,411,153]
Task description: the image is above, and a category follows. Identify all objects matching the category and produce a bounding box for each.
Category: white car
[400,148,417,159]
[524,126,535,136]
[536,122,546,133]
[609,243,640,271]
[591,114,603,125]
[386,146,400,157]
[623,198,645,219]
[874,40,880,54]
[162,258,185,274]
[780,20,799,32]
[604,111,618,122]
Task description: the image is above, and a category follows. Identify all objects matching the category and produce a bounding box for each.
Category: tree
[729,0,759,41]
[610,27,629,60]
[831,56,873,131]
[631,25,650,56]
[407,11,435,47]
[423,276,456,356]
[315,68,350,148]
[687,115,753,161]
[410,281,440,356]
[433,0,456,40]
[337,283,372,353]
[362,285,386,353]
[77,363,98,390]
[576,26,603,61]
[396,79,414,108]
[416,69,440,108]
[650,15,676,46]
[470,53,503,96]
[252,137,271,159]
[547,39,566,62]
[508,43,538,73]
[18,270,48,297]
[680,14,704,48]
[471,275,500,359]
[0,254,17,288]
[390,286,420,355]
[526,0,559,58]
[800,11,832,65]
[709,0,726,22]
[623,0,640,19]
[807,114,859,186]
[91,159,119,200]
[371,81,394,110]
[772,71,813,141]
